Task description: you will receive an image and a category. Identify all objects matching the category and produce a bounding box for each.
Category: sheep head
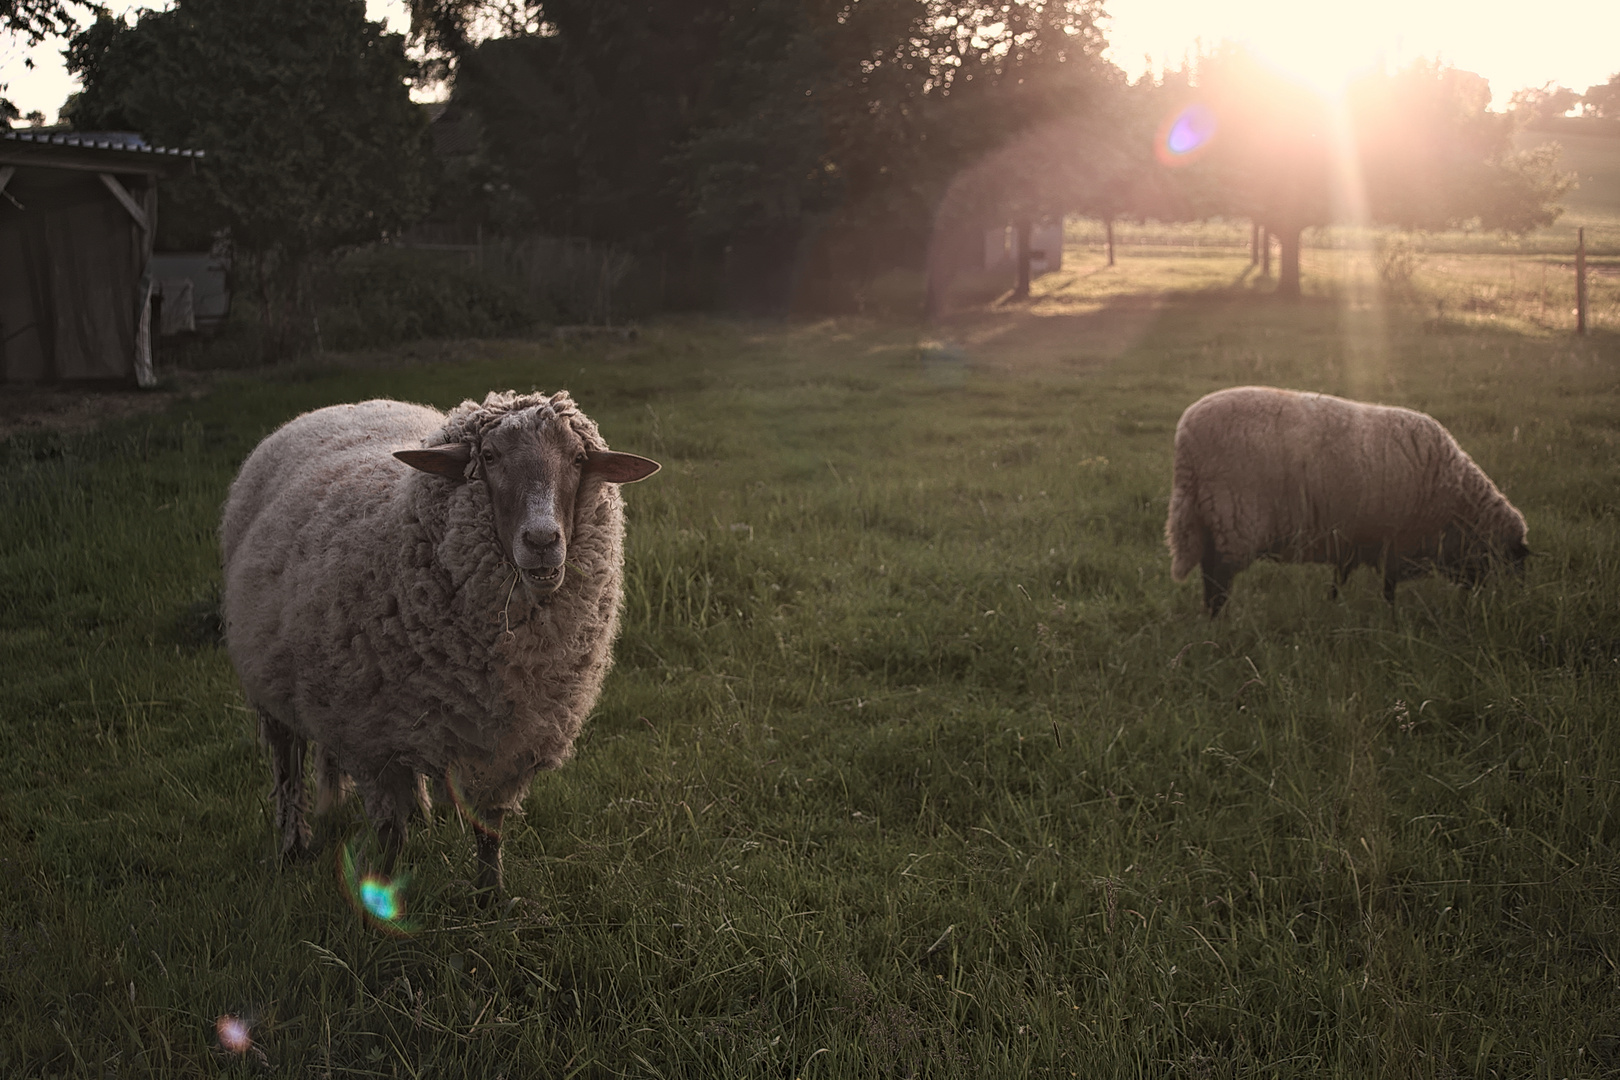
[1434,519,1530,589]
[395,406,659,595]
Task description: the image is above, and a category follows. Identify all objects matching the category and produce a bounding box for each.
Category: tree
[2,0,87,41]
[407,0,1112,312]
[1583,73,1620,121]
[1352,61,1571,234]
[64,0,433,355]
[1508,83,1580,127]
[2,0,101,123]
[1186,48,1572,297]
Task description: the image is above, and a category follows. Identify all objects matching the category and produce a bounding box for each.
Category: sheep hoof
[279,835,314,866]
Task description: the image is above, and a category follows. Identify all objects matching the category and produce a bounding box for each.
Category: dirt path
[0,373,215,443]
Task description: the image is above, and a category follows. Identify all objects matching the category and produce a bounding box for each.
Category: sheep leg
[1331,563,1350,601]
[474,809,508,901]
[258,709,312,862]
[376,820,405,876]
[313,746,349,815]
[307,747,354,852]
[1381,544,1400,606]
[1200,545,1236,617]
[363,766,419,877]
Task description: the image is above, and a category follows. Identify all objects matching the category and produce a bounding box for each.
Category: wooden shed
[0,130,202,387]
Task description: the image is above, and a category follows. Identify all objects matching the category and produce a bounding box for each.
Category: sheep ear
[583,451,661,484]
[395,444,472,479]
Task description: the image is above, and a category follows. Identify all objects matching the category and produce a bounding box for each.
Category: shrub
[313,247,546,349]
[1373,232,1425,288]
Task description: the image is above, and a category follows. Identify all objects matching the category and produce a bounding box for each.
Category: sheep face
[1439,530,1530,590]
[478,409,590,594]
[396,405,660,597]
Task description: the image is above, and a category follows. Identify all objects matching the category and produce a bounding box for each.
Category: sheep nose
[522,525,563,563]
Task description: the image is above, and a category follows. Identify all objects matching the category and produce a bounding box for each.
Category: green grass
[3,273,1620,1076]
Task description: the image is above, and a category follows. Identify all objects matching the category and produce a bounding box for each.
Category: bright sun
[1236,5,1393,97]
[1104,0,1420,99]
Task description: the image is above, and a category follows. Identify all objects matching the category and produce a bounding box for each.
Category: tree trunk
[1013,218,1032,299]
[924,226,958,323]
[1105,218,1115,267]
[1276,225,1303,297]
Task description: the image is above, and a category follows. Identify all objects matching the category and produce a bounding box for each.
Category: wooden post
[1105,218,1115,267]
[1576,227,1587,335]
[1261,226,1271,277]
[1250,221,1259,265]
[1013,218,1032,299]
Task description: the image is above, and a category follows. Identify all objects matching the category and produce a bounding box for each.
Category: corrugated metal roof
[1,130,204,159]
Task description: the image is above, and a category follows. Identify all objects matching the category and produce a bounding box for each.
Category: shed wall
[0,167,149,383]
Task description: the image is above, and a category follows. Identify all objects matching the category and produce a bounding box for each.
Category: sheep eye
[574,451,588,466]
[481,448,497,465]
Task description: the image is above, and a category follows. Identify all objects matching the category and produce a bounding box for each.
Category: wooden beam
[99,171,150,232]
[0,149,173,175]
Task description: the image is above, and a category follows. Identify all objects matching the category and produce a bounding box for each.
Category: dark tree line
[36,0,1578,339]
[410,2,1572,308]
[414,0,1113,310]
[1511,73,1620,124]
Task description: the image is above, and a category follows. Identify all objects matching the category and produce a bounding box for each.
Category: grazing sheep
[1166,386,1527,616]
[221,391,659,896]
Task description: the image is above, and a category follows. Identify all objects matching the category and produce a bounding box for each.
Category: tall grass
[2,283,1618,1076]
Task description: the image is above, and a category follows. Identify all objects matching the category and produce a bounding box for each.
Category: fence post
[1576,227,1587,335]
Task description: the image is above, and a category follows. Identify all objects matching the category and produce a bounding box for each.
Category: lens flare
[340,843,418,935]
[215,1015,253,1054]
[360,876,400,921]
[1156,104,1217,166]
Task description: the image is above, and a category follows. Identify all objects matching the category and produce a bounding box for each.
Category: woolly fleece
[1166,386,1527,596]
[222,391,631,848]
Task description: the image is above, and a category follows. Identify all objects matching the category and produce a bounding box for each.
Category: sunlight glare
[1236,4,1388,97]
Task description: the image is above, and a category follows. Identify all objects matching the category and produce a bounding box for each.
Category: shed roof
[1,129,204,174]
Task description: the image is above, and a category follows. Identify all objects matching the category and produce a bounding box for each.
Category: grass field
[2,260,1619,1077]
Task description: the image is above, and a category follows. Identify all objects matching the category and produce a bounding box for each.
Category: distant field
[1057,119,1620,259]
[2,266,1618,1076]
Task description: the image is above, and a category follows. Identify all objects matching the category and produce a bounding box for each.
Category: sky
[2,0,1617,124]
[1101,0,1620,104]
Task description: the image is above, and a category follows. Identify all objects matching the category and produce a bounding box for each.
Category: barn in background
[0,130,202,387]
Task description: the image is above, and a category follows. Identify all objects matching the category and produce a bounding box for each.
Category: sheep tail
[1166,456,1203,583]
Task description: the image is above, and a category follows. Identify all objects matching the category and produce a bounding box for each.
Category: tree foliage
[1179,48,1573,296]
[1582,72,1620,121]
[1,0,101,122]
[2,0,89,43]
[64,0,433,354]
[1508,82,1581,127]
[412,0,1111,310]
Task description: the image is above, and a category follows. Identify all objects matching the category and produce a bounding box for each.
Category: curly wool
[1165,386,1527,592]
[222,391,629,837]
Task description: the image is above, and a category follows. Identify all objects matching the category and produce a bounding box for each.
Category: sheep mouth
[518,566,564,592]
